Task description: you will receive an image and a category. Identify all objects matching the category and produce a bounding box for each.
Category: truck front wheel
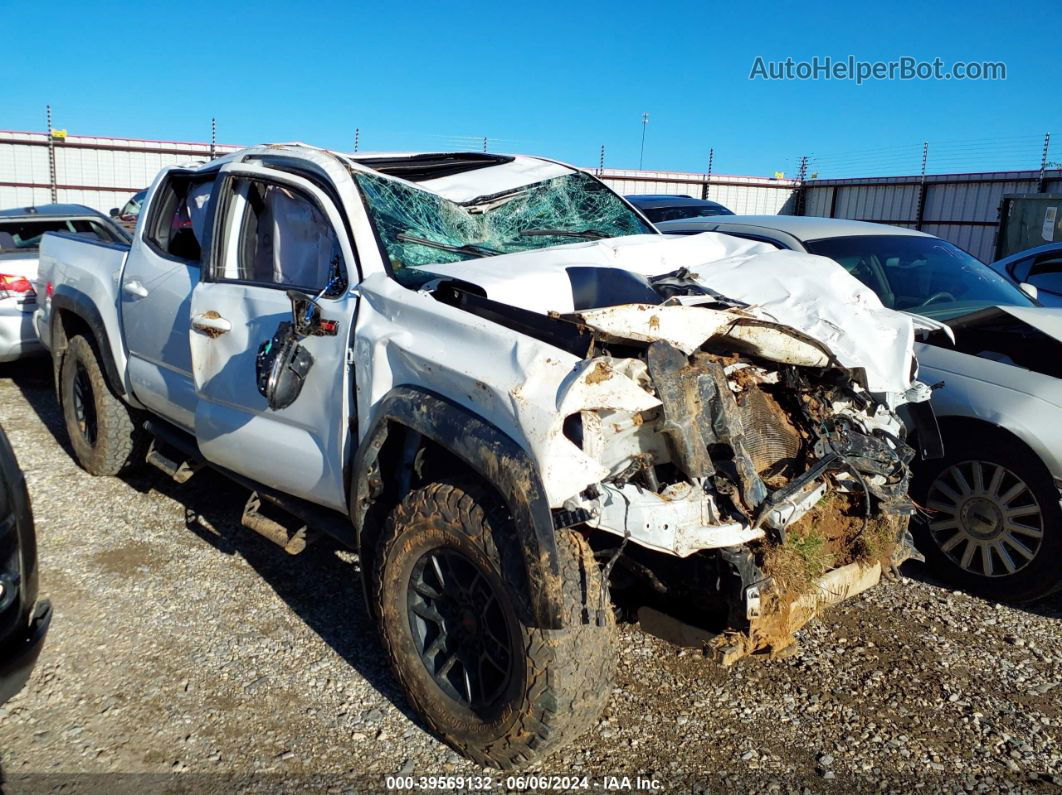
[372,481,616,769]
[60,335,143,476]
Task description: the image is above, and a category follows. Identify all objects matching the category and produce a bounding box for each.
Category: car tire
[912,434,1062,603]
[59,335,143,476]
[372,480,616,769]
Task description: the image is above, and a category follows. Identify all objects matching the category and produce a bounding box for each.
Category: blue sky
[6,0,1060,178]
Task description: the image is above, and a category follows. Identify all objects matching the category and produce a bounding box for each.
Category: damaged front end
[539,277,935,662]
[347,155,939,661]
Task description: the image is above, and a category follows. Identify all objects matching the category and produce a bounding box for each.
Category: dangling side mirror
[256,322,314,411]
[254,290,333,411]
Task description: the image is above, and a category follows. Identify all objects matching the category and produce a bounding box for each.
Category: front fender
[351,386,564,629]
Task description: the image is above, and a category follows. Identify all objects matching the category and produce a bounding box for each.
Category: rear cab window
[144,174,215,263]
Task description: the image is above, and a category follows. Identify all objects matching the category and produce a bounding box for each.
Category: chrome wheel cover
[927,459,1045,577]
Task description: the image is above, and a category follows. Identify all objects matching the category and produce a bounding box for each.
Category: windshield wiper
[397,231,498,256]
[518,228,610,240]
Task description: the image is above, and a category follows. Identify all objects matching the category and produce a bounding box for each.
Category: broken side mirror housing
[288,289,324,338]
[254,291,328,410]
[256,321,314,410]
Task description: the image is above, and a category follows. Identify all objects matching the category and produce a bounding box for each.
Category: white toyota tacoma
[35,144,938,767]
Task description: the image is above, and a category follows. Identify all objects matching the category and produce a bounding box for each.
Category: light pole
[639,112,649,170]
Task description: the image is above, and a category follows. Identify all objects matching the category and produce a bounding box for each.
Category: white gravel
[0,360,1059,792]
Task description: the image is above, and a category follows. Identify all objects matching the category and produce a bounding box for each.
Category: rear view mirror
[1020,282,1039,301]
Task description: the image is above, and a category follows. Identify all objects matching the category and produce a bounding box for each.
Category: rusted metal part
[241,491,313,555]
[646,341,769,512]
[711,560,883,666]
[702,361,769,511]
[351,386,565,630]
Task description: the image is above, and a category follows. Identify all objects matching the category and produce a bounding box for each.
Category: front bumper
[0,599,51,705]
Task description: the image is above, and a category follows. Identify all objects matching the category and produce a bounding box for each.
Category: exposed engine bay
[384,262,937,661]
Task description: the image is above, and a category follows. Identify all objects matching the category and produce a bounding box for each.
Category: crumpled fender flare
[350,385,564,629]
[49,289,126,398]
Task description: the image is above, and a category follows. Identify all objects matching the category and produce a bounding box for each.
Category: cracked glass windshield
[354,171,653,270]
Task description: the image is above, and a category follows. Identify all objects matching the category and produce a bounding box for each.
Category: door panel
[188,165,356,510]
[122,171,212,430]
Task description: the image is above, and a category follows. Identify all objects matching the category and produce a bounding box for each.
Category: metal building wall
[594,168,799,215]
[5,128,1058,263]
[0,131,240,213]
[802,170,1062,262]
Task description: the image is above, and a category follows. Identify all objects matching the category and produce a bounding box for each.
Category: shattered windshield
[354,170,654,270]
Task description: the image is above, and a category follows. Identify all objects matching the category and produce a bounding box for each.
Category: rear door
[188,163,357,511]
[121,170,216,430]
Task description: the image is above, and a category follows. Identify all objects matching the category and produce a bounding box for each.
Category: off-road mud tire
[59,335,143,476]
[372,480,616,769]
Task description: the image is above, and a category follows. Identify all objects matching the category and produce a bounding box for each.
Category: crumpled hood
[421,232,918,393]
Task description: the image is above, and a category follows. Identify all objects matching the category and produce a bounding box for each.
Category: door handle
[191,312,232,336]
[122,280,149,298]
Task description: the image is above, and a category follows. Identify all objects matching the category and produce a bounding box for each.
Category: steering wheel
[919,291,956,307]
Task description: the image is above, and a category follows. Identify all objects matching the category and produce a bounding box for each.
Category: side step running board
[241,491,317,555]
[145,439,203,484]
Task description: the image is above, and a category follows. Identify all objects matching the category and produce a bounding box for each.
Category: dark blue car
[625,194,734,224]
[989,242,1062,307]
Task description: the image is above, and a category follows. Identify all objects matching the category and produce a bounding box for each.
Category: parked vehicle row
[658,214,1062,601]
[625,193,734,223]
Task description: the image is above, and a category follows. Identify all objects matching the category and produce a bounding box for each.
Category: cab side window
[144,174,214,262]
[1025,255,1062,297]
[218,177,342,291]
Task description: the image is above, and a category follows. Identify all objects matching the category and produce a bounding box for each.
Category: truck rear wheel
[59,335,143,476]
[372,481,616,769]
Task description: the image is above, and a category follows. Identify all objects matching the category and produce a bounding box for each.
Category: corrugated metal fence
[594,168,799,215]
[802,170,1062,262]
[0,130,240,213]
[2,128,1059,263]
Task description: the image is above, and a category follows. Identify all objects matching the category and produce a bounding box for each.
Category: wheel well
[915,416,1053,485]
[356,421,505,606]
[52,308,125,400]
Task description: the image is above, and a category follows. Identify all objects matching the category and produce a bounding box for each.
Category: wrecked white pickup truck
[35,145,939,768]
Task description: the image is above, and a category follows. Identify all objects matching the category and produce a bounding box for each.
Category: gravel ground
[0,359,1060,793]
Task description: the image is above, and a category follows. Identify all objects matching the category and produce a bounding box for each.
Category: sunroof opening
[352,153,515,182]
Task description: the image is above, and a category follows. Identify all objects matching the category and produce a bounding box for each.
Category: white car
[659,215,1062,602]
[0,205,129,362]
